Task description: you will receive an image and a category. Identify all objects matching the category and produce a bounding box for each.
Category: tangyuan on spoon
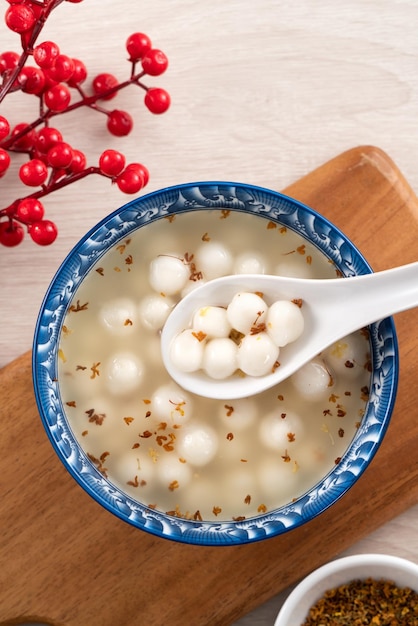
[160,262,418,399]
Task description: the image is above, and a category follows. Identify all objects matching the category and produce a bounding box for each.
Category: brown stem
[25,166,103,198]
[0,166,106,219]
[0,3,159,234]
[0,55,30,106]
[63,70,148,113]
[0,70,150,150]
[0,0,63,105]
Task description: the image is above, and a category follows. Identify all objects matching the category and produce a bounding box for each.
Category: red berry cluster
[0,0,170,247]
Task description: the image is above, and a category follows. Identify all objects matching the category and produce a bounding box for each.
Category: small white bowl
[275,553,418,626]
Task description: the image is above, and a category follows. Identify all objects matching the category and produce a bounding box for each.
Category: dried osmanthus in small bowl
[33,182,398,546]
[274,554,418,625]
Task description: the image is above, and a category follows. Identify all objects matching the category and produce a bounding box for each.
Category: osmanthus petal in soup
[58,210,371,522]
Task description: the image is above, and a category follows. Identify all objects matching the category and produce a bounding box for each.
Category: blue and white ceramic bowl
[33,182,398,546]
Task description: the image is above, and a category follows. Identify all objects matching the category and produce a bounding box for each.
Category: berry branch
[0,0,171,246]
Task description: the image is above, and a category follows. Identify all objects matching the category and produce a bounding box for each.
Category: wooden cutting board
[2,145,418,626]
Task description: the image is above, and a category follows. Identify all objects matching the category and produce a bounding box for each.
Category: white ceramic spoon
[161,261,418,399]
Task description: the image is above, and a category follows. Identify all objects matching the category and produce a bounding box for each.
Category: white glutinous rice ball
[324,332,369,379]
[237,332,279,376]
[150,383,193,426]
[155,455,192,489]
[99,298,137,334]
[194,241,233,280]
[176,423,219,466]
[218,397,258,430]
[259,409,304,451]
[138,293,175,331]
[226,292,268,335]
[290,357,334,401]
[202,337,238,379]
[192,306,231,338]
[105,352,144,395]
[169,329,205,373]
[149,254,189,295]
[266,300,305,347]
[233,252,267,275]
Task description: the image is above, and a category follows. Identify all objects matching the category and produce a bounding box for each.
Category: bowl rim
[32,181,399,546]
[274,553,418,625]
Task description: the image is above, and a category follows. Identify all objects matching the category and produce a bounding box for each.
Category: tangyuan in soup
[58,210,371,521]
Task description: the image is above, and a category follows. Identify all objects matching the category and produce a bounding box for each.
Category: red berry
[33,41,60,69]
[10,123,36,151]
[44,83,71,112]
[144,87,171,114]
[0,51,20,74]
[0,148,11,176]
[0,115,10,140]
[29,219,58,245]
[0,220,24,246]
[69,149,86,173]
[49,54,74,82]
[19,158,48,186]
[116,167,146,194]
[125,162,149,187]
[141,49,168,76]
[67,58,87,86]
[107,110,133,136]
[16,198,44,223]
[44,66,58,83]
[17,66,46,95]
[92,72,119,101]
[23,1,42,20]
[35,126,63,153]
[126,32,152,61]
[42,69,59,90]
[99,149,125,177]
[5,4,35,33]
[11,123,36,150]
[30,149,49,164]
[47,141,73,169]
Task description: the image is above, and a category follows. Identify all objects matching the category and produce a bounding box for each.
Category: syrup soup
[58,210,371,522]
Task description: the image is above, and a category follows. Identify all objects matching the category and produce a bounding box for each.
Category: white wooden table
[1,1,417,624]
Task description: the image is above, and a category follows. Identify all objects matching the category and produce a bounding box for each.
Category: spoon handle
[282,261,418,358]
[161,262,418,400]
[326,261,418,331]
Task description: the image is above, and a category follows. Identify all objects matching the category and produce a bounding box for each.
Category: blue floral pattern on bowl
[32,182,398,546]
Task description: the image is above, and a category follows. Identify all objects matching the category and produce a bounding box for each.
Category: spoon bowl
[161,262,418,399]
